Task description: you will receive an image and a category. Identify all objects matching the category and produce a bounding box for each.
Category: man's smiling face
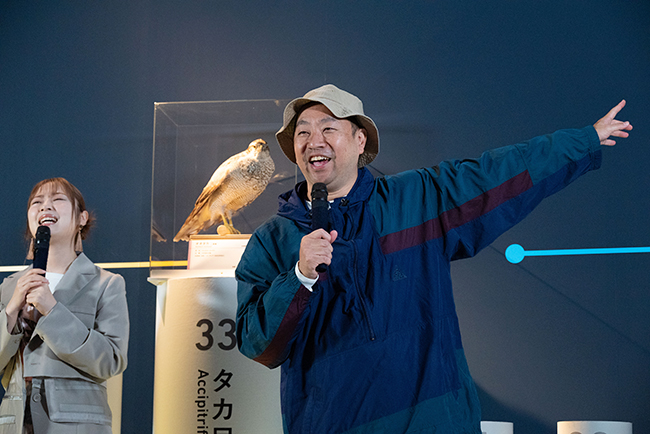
[293,104,366,199]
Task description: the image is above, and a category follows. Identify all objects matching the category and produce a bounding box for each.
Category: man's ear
[357,128,367,155]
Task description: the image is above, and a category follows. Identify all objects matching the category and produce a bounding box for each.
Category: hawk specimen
[173,138,275,241]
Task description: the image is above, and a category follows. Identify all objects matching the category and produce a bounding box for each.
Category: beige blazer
[0,253,129,433]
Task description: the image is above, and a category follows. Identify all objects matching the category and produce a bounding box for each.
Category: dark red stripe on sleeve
[254,285,312,368]
[380,171,533,254]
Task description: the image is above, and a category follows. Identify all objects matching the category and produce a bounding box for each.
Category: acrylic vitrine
[150,99,297,273]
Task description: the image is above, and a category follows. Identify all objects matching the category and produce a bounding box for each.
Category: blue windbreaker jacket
[236,126,602,434]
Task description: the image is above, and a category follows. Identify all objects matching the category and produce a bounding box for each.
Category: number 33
[196,318,236,351]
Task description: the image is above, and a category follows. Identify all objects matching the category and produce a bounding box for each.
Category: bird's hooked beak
[249,138,268,151]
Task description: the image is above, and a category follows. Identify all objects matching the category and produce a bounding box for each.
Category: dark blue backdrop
[1,1,648,433]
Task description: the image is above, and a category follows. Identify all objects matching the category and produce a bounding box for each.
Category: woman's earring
[75,226,84,253]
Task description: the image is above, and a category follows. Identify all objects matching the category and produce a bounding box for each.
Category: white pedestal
[106,374,122,434]
[149,274,282,434]
[481,421,513,434]
[558,421,632,434]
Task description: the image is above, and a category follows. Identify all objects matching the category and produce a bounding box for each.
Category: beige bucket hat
[275,84,380,167]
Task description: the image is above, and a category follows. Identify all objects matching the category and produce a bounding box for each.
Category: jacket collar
[52,253,98,305]
[277,167,375,225]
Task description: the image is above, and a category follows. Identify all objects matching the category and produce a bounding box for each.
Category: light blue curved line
[526,247,650,257]
[506,244,650,264]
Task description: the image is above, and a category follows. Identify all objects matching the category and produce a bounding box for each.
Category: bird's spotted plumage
[173,139,275,241]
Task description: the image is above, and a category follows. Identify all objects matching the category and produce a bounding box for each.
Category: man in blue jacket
[235,84,632,434]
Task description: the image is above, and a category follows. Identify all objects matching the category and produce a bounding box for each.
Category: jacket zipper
[352,241,376,341]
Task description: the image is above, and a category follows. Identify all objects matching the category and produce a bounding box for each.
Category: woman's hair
[24,177,95,244]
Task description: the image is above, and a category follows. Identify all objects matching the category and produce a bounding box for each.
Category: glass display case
[150,99,296,274]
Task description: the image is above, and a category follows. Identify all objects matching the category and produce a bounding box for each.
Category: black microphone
[33,225,50,272]
[311,183,329,273]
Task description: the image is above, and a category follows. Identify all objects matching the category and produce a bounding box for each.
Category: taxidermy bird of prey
[173,138,275,241]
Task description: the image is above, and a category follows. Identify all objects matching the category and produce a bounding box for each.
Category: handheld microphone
[33,225,50,272]
[311,183,329,273]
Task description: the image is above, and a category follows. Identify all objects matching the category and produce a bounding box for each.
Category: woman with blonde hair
[0,177,129,434]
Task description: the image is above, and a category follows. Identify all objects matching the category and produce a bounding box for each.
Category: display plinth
[557,421,632,434]
[106,375,123,434]
[150,275,282,434]
[481,421,513,434]
[149,99,292,433]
